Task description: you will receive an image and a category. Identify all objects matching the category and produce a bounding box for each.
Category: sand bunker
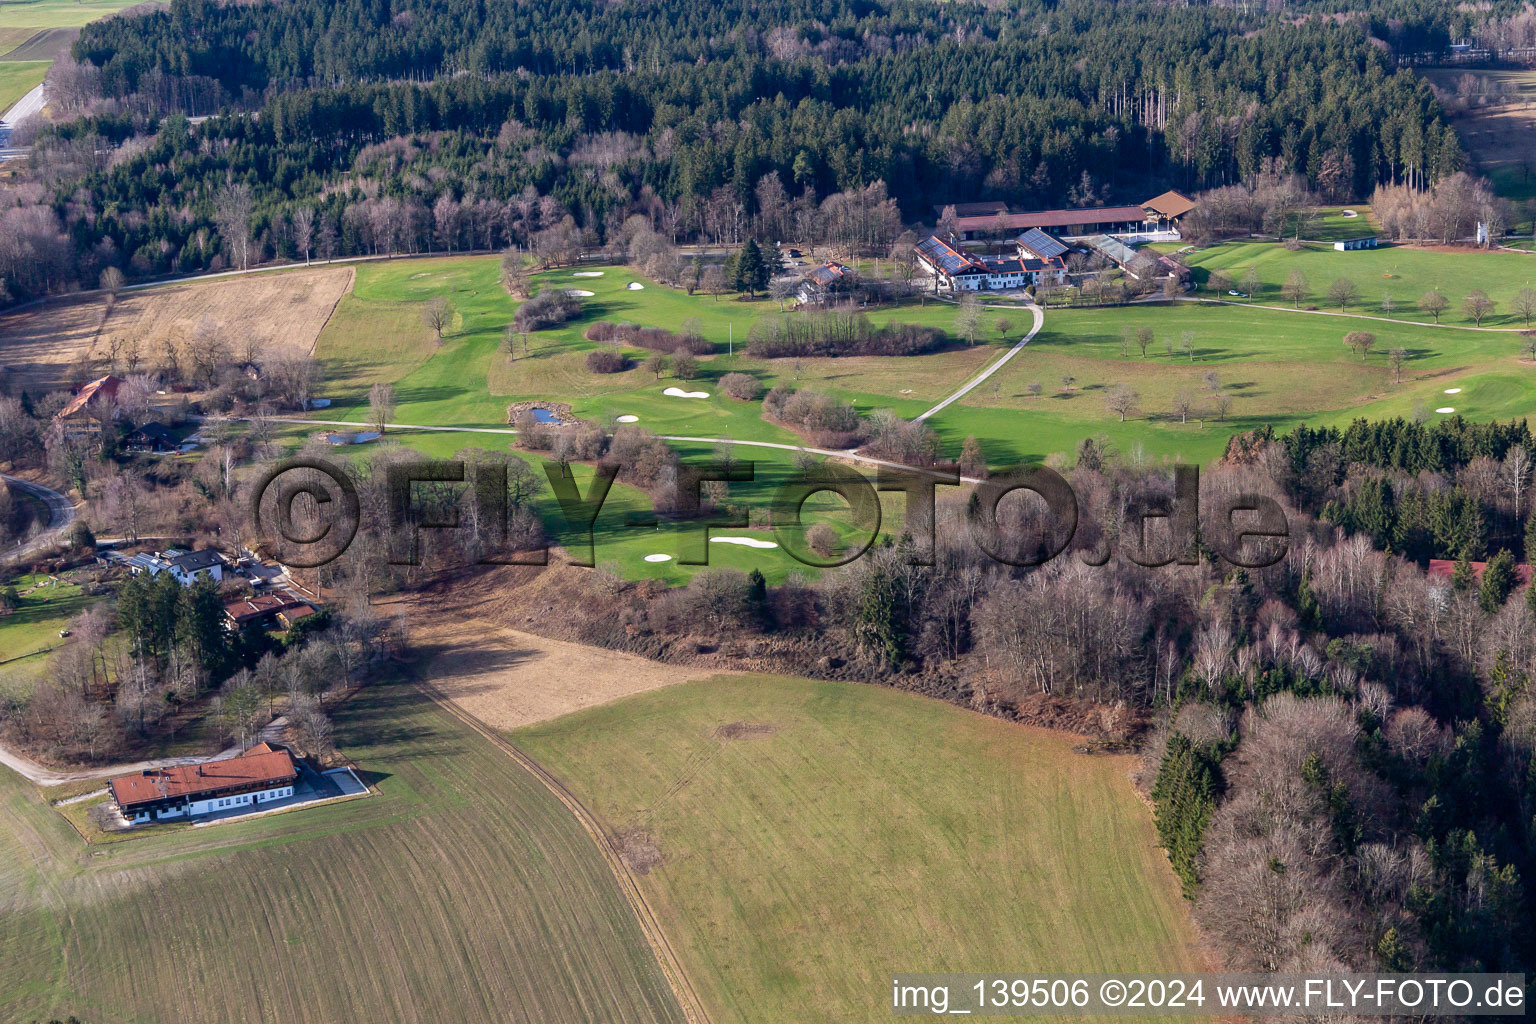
[567,289,595,297]
[663,387,709,398]
[573,271,604,277]
[628,282,645,290]
[710,536,779,550]
[1444,388,1462,394]
[616,414,639,423]
[644,553,672,563]
[1436,407,1456,414]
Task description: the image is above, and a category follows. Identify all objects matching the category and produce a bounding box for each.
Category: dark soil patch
[616,826,662,874]
[713,721,778,740]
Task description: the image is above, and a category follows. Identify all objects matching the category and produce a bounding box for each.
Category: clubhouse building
[914,235,1067,292]
[109,744,299,824]
[941,190,1196,242]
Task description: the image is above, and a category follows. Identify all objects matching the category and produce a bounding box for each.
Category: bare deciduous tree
[369,382,396,434]
[422,296,453,344]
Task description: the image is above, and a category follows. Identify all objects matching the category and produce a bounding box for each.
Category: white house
[124,548,226,587]
[110,744,299,824]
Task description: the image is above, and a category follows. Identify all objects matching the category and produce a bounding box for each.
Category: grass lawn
[0,674,685,1024]
[0,571,101,677]
[1182,238,1536,327]
[0,0,151,28]
[0,59,46,112]
[1283,205,1381,242]
[517,675,1206,1024]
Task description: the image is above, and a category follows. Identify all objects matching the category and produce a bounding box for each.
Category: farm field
[0,0,153,29]
[1181,238,1536,327]
[0,264,354,396]
[0,59,45,113]
[0,27,36,55]
[0,25,77,60]
[0,675,685,1024]
[401,583,734,728]
[517,674,1206,1024]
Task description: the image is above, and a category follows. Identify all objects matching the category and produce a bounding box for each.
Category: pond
[530,408,561,423]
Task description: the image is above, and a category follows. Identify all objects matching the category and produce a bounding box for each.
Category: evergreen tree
[1479,549,1517,612]
[1151,732,1222,898]
[1452,555,1476,593]
[735,239,768,297]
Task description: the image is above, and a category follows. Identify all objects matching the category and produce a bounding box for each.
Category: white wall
[129,784,295,823]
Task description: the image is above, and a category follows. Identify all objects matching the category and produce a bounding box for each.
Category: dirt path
[0,717,286,787]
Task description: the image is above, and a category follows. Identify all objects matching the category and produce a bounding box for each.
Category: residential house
[940,190,1196,242]
[55,375,125,437]
[223,589,317,631]
[122,422,178,453]
[123,548,226,587]
[796,261,854,304]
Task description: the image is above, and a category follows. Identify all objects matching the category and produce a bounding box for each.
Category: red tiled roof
[223,589,310,625]
[110,747,297,808]
[1426,559,1533,589]
[56,375,124,420]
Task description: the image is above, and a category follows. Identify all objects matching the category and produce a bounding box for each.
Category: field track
[410,665,715,1024]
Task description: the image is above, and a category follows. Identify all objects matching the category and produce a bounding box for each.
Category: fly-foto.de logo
[248,457,1290,570]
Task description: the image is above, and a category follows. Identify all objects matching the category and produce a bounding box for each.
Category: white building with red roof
[109,744,299,824]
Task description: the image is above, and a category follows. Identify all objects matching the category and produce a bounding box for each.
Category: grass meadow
[517,674,1206,1024]
[0,675,684,1024]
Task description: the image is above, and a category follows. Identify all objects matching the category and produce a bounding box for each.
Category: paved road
[1,81,44,127]
[915,301,1043,421]
[2,474,76,558]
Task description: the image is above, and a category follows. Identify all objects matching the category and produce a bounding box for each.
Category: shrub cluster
[585,321,713,354]
[514,288,583,331]
[719,372,760,401]
[585,351,629,373]
[746,310,944,359]
[763,385,863,447]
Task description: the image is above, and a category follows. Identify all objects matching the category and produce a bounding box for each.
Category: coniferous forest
[2,0,1469,302]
